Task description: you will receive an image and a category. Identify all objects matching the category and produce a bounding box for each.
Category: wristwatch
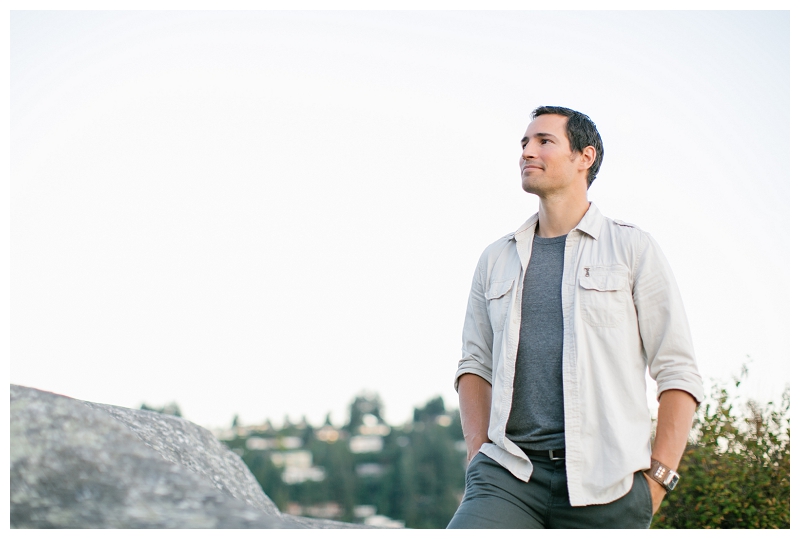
[646,458,680,492]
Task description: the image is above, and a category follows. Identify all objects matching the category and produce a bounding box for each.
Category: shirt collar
[513,201,604,242]
[513,213,538,240]
[575,202,603,240]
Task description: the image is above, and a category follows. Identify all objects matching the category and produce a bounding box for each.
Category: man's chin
[521,181,543,196]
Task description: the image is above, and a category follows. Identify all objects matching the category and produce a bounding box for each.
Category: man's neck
[536,193,590,238]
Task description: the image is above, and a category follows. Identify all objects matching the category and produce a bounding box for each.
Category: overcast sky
[10,9,790,429]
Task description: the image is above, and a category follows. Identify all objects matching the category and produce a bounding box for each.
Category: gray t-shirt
[505,232,567,450]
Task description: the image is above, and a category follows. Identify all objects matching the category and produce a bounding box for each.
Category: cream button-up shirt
[454,202,703,507]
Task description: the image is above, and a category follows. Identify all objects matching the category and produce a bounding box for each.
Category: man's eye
[541,139,551,144]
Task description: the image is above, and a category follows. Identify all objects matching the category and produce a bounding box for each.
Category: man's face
[519,114,584,196]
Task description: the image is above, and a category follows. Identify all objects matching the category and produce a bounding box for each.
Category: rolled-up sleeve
[454,252,494,392]
[633,232,704,404]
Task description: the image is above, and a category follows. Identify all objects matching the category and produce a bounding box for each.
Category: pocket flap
[579,272,626,292]
[485,279,514,300]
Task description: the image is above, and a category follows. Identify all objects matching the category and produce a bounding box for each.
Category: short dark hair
[530,106,604,188]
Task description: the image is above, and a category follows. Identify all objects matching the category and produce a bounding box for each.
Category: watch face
[665,474,680,491]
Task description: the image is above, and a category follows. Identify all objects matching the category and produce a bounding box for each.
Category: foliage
[413,396,445,423]
[139,401,182,417]
[345,392,385,434]
[171,376,791,529]
[652,377,789,529]
[225,395,465,528]
[396,418,465,527]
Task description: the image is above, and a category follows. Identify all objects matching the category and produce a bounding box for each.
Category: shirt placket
[499,223,535,453]
[561,229,584,504]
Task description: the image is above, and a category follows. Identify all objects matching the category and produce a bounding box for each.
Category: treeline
[144,373,789,528]
[221,394,467,528]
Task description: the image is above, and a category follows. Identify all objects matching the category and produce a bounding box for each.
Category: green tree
[346,392,384,434]
[242,449,289,509]
[314,438,357,521]
[413,396,445,423]
[139,401,182,417]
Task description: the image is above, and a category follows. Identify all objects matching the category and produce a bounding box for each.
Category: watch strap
[646,458,680,492]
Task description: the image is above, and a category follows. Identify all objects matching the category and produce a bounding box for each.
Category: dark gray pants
[447,452,653,529]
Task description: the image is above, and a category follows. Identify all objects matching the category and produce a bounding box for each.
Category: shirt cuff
[454,362,492,392]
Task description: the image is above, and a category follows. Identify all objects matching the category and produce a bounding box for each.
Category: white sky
[9,8,792,430]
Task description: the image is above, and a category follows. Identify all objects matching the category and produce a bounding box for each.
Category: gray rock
[10,385,370,528]
[82,399,283,518]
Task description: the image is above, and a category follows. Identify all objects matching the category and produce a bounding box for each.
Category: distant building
[354,505,404,528]
[280,436,303,449]
[245,436,277,451]
[349,435,383,453]
[353,505,376,519]
[358,413,391,436]
[355,463,385,478]
[285,502,303,516]
[299,502,342,519]
[365,514,404,528]
[358,424,390,436]
[315,425,340,443]
[270,450,312,468]
[270,450,326,484]
[212,420,274,441]
[284,501,343,519]
[281,466,326,484]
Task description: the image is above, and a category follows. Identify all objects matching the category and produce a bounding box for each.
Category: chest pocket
[578,268,629,327]
[485,278,515,333]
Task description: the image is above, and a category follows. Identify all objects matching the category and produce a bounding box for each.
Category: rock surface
[10,384,369,528]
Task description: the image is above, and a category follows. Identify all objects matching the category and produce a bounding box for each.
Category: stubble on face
[519,114,580,197]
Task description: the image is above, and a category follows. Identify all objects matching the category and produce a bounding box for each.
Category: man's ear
[579,146,597,171]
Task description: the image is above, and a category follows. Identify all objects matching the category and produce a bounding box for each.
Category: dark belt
[527,448,566,461]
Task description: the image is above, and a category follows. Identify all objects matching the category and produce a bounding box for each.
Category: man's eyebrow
[521,132,558,144]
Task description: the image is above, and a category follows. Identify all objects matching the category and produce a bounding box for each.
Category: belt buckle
[548,450,565,461]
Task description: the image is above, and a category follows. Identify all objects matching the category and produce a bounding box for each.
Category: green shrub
[652,376,789,529]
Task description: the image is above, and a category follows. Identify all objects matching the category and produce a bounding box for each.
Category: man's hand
[457,374,492,463]
[643,473,667,515]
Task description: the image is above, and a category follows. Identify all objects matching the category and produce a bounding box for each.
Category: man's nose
[522,142,537,160]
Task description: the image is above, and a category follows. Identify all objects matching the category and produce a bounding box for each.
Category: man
[448,106,703,529]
